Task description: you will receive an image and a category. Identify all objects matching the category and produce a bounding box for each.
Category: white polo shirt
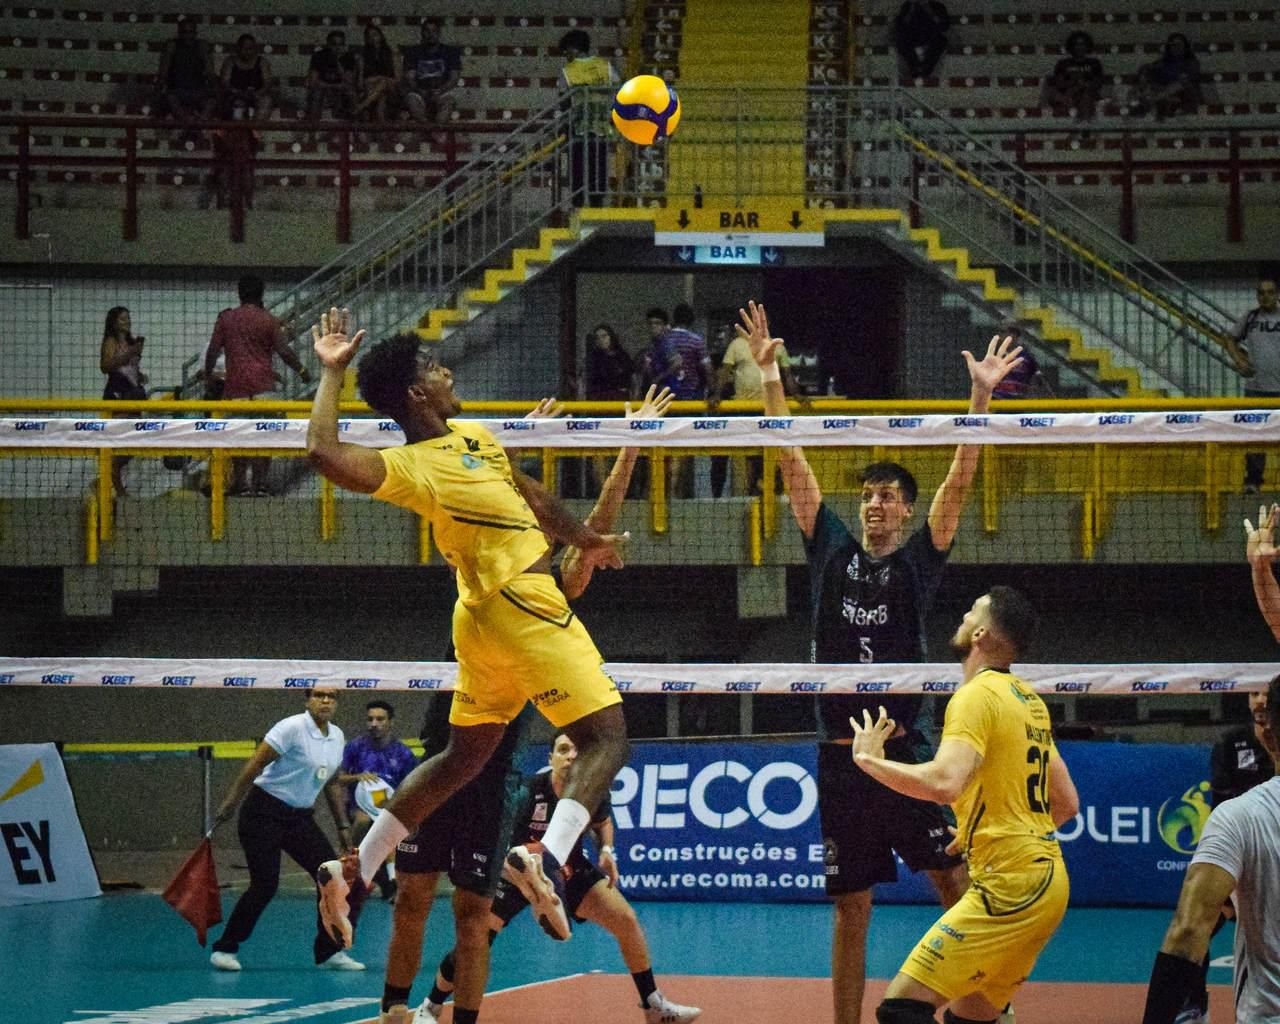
[253,711,345,809]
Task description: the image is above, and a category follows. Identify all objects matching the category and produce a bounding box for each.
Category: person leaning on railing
[99,305,148,496]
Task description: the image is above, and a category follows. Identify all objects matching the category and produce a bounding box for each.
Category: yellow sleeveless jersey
[942,668,1063,873]
[372,420,548,605]
[562,56,616,87]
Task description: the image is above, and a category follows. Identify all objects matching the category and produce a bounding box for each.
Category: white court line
[339,972,599,1024]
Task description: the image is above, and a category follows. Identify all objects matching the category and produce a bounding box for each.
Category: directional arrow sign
[676,246,694,263]
[762,246,781,264]
[677,209,691,228]
[789,210,803,228]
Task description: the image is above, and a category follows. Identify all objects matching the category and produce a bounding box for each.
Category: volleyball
[611,75,681,145]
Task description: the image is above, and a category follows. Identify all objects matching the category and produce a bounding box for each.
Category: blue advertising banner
[599,739,1214,907]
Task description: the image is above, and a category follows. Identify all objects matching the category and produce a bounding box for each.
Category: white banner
[0,743,101,907]
[1,410,1279,449]
[0,658,1271,696]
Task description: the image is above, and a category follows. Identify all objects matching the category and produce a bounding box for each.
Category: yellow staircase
[669,0,810,204]
[414,226,587,342]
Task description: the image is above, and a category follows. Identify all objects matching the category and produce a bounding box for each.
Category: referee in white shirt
[208,687,366,972]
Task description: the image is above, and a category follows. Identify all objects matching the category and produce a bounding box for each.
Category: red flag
[162,837,223,946]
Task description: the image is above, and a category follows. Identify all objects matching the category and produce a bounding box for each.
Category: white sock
[385,862,396,881]
[358,811,409,885]
[538,798,591,866]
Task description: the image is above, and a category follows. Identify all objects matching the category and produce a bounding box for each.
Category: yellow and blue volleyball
[611,75,681,145]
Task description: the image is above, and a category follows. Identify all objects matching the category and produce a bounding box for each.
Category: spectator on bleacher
[204,274,311,496]
[399,18,461,129]
[584,323,636,497]
[1043,31,1105,122]
[1230,277,1280,493]
[305,30,357,125]
[156,17,217,123]
[892,0,950,80]
[644,304,710,498]
[989,327,1051,399]
[558,29,619,207]
[219,33,277,119]
[1133,33,1203,120]
[99,306,148,496]
[354,25,399,125]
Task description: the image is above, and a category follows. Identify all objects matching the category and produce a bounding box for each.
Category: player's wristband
[759,362,781,384]
[1141,951,1200,1024]
[600,846,615,856]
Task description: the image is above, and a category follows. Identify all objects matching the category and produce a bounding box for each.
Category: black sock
[381,984,412,1012]
[429,951,456,1004]
[454,1009,479,1024]
[632,967,657,1005]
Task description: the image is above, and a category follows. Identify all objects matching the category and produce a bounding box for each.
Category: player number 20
[1025,746,1050,813]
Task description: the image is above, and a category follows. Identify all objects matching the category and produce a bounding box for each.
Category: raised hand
[962,333,1024,395]
[311,306,367,371]
[626,384,675,420]
[736,299,785,369]
[850,705,897,765]
[577,532,628,572]
[525,397,566,420]
[1244,503,1280,565]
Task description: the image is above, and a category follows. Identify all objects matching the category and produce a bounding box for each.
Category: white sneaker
[379,1005,411,1024]
[998,1007,1016,1024]
[502,845,571,941]
[318,950,366,971]
[1173,1009,1208,1024]
[413,999,444,1022]
[644,990,701,1023]
[210,951,242,971]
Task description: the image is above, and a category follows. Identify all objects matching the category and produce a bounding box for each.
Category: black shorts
[490,857,606,926]
[818,740,962,897]
[394,761,518,895]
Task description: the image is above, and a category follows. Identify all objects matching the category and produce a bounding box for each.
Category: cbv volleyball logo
[1157,781,1213,854]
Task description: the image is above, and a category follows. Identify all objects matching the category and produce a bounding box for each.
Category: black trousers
[1244,388,1280,488]
[212,785,359,963]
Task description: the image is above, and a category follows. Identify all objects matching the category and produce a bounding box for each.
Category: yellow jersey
[372,420,548,605]
[942,668,1063,874]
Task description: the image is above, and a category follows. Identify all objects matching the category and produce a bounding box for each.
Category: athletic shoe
[316,853,368,949]
[1173,1009,1208,1024]
[413,999,444,1023]
[998,1007,1016,1024]
[379,1005,412,1024]
[209,951,242,972]
[317,950,365,971]
[502,844,571,941]
[643,991,701,1023]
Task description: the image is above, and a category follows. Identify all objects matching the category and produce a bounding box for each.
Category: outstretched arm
[511,469,626,574]
[850,708,981,804]
[561,385,674,599]
[927,334,1023,551]
[305,307,386,494]
[1246,503,1280,642]
[737,300,823,539]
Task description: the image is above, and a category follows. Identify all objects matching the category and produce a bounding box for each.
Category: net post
[748,498,763,566]
[96,450,113,542]
[1081,492,1096,562]
[761,447,778,539]
[650,450,668,534]
[1204,443,1220,533]
[210,450,227,541]
[982,444,999,533]
[84,494,99,565]
[320,476,335,541]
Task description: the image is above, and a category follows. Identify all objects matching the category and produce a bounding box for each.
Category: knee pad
[877,998,937,1024]
[943,1010,997,1024]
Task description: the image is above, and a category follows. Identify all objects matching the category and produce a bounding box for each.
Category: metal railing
[206,86,1244,401]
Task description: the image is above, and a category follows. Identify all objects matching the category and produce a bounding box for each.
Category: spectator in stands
[218,33,276,119]
[99,306,148,496]
[1231,277,1280,492]
[585,323,636,497]
[399,18,462,130]
[156,17,217,123]
[711,320,800,494]
[204,274,311,496]
[1043,31,1105,121]
[892,0,950,80]
[1141,674,1280,1024]
[990,327,1051,399]
[1134,33,1203,119]
[354,25,399,125]
[645,304,710,498]
[305,30,357,125]
[337,700,417,903]
[558,29,619,207]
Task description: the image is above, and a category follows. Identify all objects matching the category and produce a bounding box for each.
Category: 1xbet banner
[604,740,1213,906]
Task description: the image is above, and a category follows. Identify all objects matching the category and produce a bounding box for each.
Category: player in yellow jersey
[850,587,1080,1024]
[305,308,631,955]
